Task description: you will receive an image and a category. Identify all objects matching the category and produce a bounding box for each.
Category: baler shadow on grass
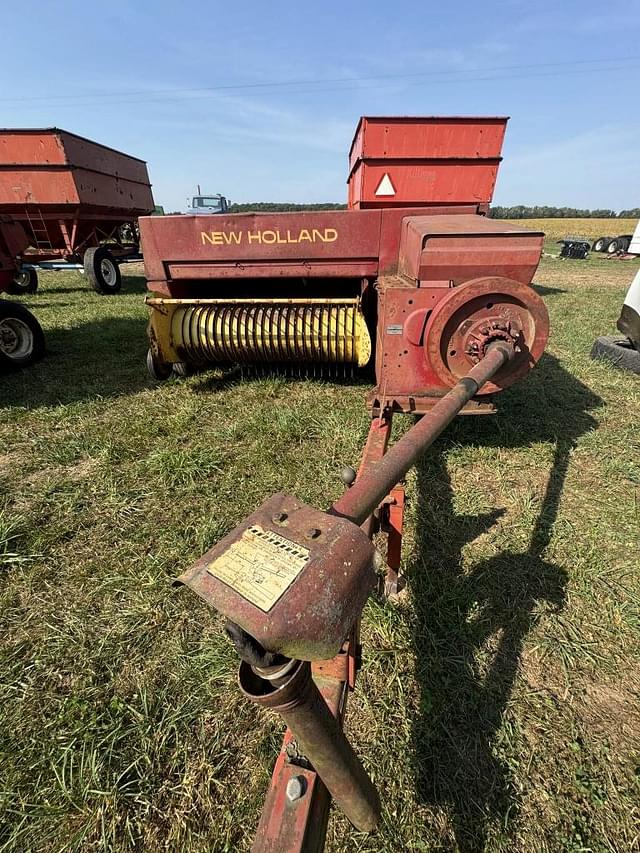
[407,352,601,852]
[531,283,567,297]
[0,317,150,410]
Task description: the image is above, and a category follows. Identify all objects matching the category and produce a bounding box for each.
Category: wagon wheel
[0,299,45,370]
[7,267,38,295]
[84,247,122,295]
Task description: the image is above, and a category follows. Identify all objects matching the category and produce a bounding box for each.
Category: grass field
[1,221,639,852]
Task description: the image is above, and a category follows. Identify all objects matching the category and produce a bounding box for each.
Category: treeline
[228,202,347,213]
[489,205,639,219]
[225,202,638,218]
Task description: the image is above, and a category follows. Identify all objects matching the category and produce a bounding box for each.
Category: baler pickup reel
[139,116,550,851]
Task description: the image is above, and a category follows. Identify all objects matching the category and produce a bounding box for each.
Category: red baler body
[141,116,545,414]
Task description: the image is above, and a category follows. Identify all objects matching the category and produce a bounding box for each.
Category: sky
[1,0,639,212]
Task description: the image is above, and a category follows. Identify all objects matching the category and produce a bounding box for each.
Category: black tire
[0,299,45,370]
[146,348,172,380]
[84,247,122,295]
[7,267,38,295]
[606,238,621,254]
[593,237,607,252]
[590,335,640,374]
[619,237,630,253]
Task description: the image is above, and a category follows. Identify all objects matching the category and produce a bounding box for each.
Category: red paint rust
[332,343,514,526]
[240,660,380,833]
[175,493,376,661]
[423,276,549,394]
[348,116,508,209]
[165,116,553,853]
[383,486,405,595]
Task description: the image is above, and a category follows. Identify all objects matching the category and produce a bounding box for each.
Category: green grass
[1,254,639,852]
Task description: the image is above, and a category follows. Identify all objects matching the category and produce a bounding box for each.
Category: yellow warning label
[207,524,310,612]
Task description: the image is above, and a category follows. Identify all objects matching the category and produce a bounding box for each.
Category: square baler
[142,116,546,414]
[139,117,549,851]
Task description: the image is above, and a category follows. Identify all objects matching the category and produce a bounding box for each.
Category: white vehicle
[186,186,230,215]
[591,219,640,372]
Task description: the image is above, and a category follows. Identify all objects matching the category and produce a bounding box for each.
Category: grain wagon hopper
[139,116,549,851]
[0,129,154,294]
[0,216,44,369]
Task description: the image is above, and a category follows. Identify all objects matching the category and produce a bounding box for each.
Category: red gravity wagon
[0,128,154,295]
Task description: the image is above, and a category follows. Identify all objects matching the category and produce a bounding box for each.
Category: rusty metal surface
[373,279,448,406]
[252,731,331,853]
[252,630,359,853]
[348,117,507,210]
[247,414,402,850]
[367,390,496,416]
[0,129,152,261]
[0,128,152,213]
[160,115,554,853]
[371,263,548,412]
[348,158,502,210]
[423,276,549,394]
[139,205,484,291]
[331,343,514,526]
[398,214,544,285]
[176,493,376,661]
[245,415,405,849]
[240,659,380,833]
[348,116,508,172]
[382,486,405,596]
[140,210,382,283]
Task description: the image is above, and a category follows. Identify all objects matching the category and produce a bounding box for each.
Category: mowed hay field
[507,217,638,248]
[1,221,639,852]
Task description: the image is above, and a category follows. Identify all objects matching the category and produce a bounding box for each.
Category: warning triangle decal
[374,173,396,196]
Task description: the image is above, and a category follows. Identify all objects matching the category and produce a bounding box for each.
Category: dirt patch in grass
[579,677,640,743]
[24,457,98,487]
[0,451,28,474]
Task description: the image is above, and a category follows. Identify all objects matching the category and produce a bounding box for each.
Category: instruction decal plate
[207,524,310,611]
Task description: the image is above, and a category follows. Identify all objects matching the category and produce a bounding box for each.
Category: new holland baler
[139,116,549,852]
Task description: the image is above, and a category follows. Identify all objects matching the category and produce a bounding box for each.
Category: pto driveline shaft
[239,659,381,833]
[331,341,514,526]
